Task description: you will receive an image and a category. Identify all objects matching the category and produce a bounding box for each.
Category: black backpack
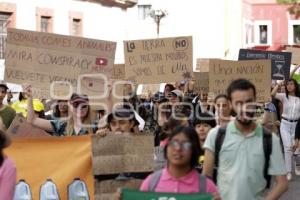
[214,126,272,188]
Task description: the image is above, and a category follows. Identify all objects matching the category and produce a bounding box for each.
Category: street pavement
[280,174,300,200]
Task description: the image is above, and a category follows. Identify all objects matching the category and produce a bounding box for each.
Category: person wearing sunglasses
[115,126,220,200]
[25,85,96,136]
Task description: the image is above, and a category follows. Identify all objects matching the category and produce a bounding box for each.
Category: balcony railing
[80,0,138,8]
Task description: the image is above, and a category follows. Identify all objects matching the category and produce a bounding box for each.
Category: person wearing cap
[11,90,45,118]
[170,89,183,105]
[96,105,141,136]
[25,85,96,136]
[0,81,16,130]
[0,123,17,199]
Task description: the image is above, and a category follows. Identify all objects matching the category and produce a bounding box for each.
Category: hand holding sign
[22,83,33,98]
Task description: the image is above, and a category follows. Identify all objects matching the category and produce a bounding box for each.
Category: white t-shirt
[275,93,300,120]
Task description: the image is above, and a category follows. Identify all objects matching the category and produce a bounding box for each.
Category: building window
[72,18,81,36]
[36,8,53,33]
[0,3,16,60]
[0,12,10,59]
[288,20,300,45]
[254,20,272,46]
[259,25,268,44]
[243,20,254,48]
[293,25,300,44]
[40,16,51,33]
[138,4,151,20]
[69,11,83,36]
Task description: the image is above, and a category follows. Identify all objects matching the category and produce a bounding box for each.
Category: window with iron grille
[41,16,51,32]
[138,4,152,20]
[0,12,10,59]
[72,18,81,36]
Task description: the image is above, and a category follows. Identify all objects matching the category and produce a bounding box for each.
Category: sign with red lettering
[124,36,193,84]
[5,28,116,99]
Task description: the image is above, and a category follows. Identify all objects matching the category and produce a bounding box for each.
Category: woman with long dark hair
[271,78,300,180]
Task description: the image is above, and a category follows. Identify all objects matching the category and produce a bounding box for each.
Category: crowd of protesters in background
[2,73,300,199]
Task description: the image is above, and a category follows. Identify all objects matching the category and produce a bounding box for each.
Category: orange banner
[5,135,94,199]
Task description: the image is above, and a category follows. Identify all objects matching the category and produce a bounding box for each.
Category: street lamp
[149,9,167,38]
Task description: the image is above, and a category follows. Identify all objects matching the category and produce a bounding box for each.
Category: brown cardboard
[193,72,209,93]
[5,28,116,99]
[7,114,51,137]
[286,47,300,65]
[196,58,210,72]
[112,64,126,80]
[124,36,193,84]
[209,59,271,102]
[92,133,154,175]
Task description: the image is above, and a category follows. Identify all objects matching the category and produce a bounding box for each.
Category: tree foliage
[277,0,300,18]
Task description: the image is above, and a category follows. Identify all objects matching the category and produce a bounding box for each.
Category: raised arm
[24,84,54,132]
[271,81,284,97]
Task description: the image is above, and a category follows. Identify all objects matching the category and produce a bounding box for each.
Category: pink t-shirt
[0,157,16,200]
[140,167,217,194]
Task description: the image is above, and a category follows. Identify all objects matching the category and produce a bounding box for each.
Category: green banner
[122,188,213,200]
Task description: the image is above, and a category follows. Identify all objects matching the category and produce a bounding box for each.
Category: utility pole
[150,9,167,38]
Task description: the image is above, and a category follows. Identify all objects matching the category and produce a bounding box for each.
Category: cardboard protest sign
[286,47,300,65]
[5,135,94,199]
[193,72,209,93]
[112,64,126,80]
[141,84,161,98]
[5,28,116,99]
[92,134,154,175]
[124,36,193,84]
[238,49,291,80]
[209,59,271,102]
[7,114,50,137]
[196,58,210,72]
[122,189,213,200]
[95,179,142,200]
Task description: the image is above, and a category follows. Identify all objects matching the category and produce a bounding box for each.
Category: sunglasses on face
[72,102,88,109]
[169,140,192,151]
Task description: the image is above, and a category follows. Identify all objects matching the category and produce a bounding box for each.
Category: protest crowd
[1,28,300,200]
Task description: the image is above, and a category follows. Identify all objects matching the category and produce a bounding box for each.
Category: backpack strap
[262,128,272,188]
[148,169,163,192]
[198,174,207,193]
[213,126,227,183]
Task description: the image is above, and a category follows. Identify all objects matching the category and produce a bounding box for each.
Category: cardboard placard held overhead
[95,179,142,200]
[124,36,193,84]
[141,84,161,97]
[5,28,116,99]
[238,49,291,80]
[286,47,300,65]
[196,58,210,72]
[209,59,271,102]
[7,114,50,137]
[112,64,126,80]
[193,72,209,93]
[92,134,154,175]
